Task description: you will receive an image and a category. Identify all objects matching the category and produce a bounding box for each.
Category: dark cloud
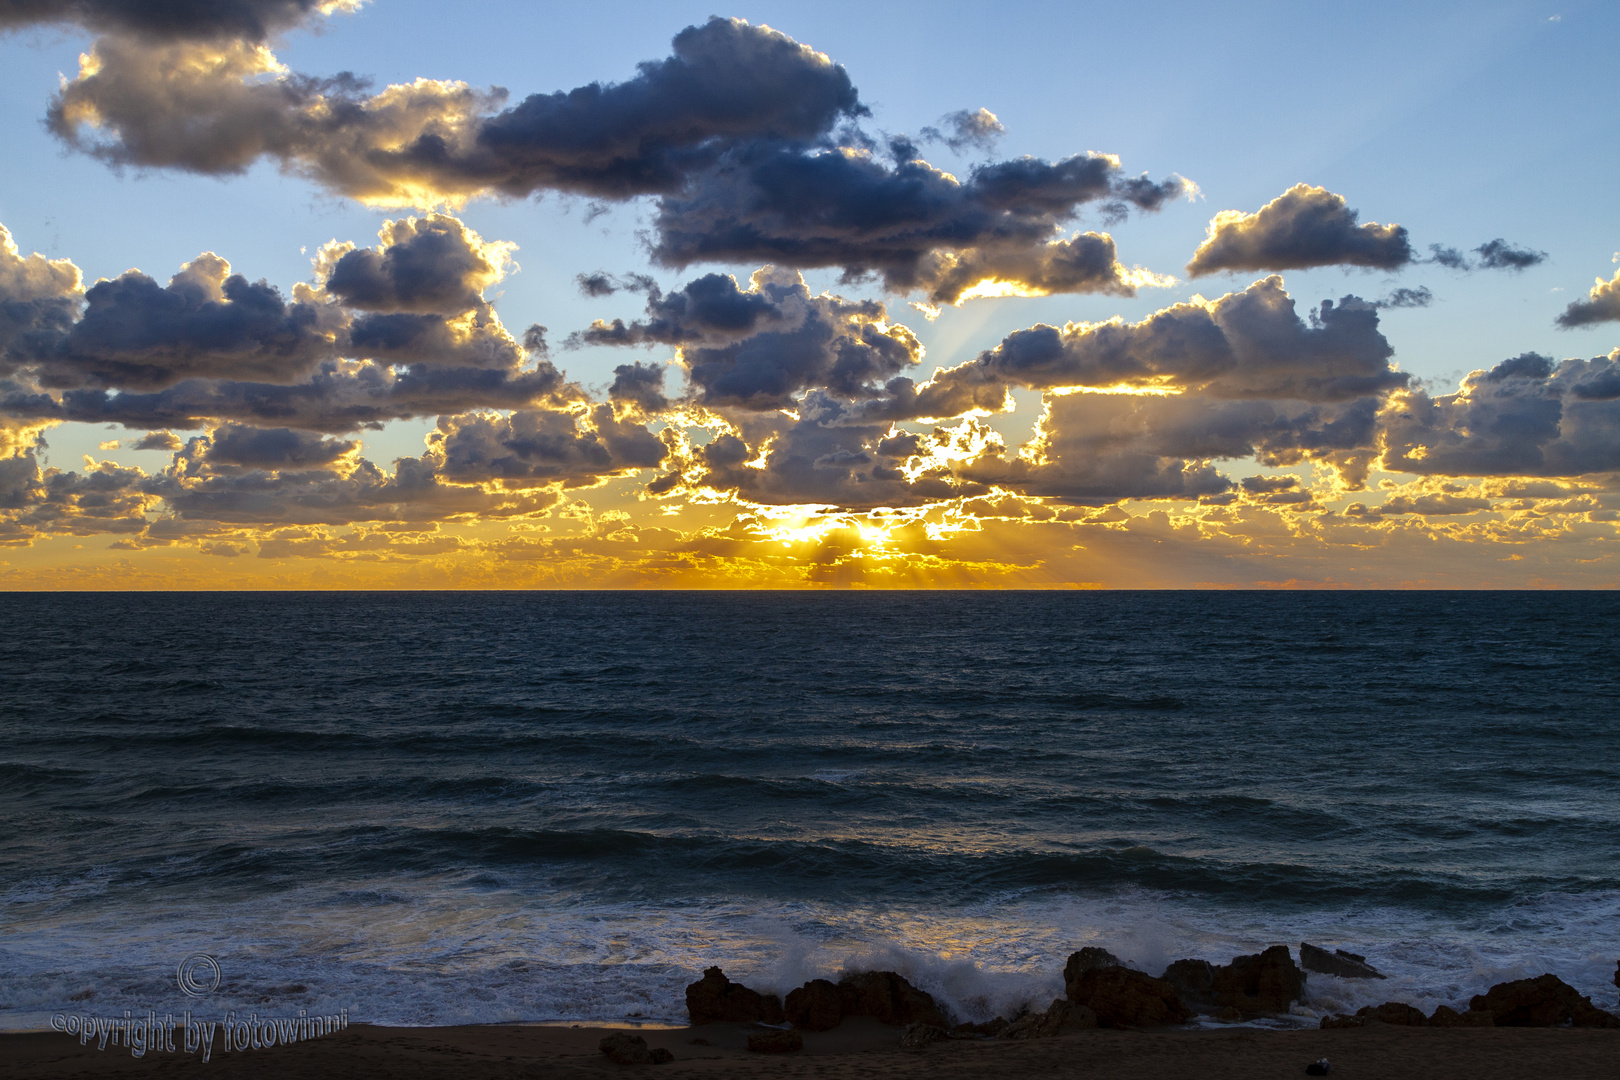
[607,362,669,415]
[580,268,924,410]
[0,223,84,369]
[1474,239,1547,272]
[919,276,1406,406]
[132,430,182,451]
[0,0,335,40]
[577,272,618,298]
[1556,269,1620,328]
[321,215,512,315]
[1186,184,1412,276]
[1381,349,1620,475]
[22,253,343,390]
[918,107,1005,154]
[48,18,866,204]
[203,423,356,469]
[1375,286,1433,309]
[652,146,1186,304]
[432,405,667,486]
[1428,239,1548,272]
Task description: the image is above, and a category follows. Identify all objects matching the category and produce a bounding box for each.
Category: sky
[1,0,1618,588]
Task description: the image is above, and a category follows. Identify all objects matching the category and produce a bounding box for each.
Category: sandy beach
[5,1020,1617,1080]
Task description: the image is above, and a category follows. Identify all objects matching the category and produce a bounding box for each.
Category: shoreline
[5,1020,1619,1078]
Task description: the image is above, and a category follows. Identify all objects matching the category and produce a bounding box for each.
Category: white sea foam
[4,882,1617,1031]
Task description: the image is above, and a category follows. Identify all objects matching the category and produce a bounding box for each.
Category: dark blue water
[3,591,1617,1027]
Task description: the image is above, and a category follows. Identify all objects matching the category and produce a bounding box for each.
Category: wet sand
[5,1019,1617,1079]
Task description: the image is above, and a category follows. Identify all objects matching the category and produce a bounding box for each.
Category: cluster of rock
[675,947,1620,1056]
[1321,973,1620,1030]
[598,1032,674,1065]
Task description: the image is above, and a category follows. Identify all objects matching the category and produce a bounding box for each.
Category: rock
[599,1033,662,1065]
[685,966,784,1026]
[1209,1006,1244,1023]
[1067,965,1193,1028]
[1319,1014,1362,1029]
[1062,947,1123,988]
[1208,946,1306,1016]
[746,1029,803,1054]
[784,978,843,1031]
[1305,1059,1331,1076]
[899,1022,947,1050]
[950,1018,1008,1039]
[1300,943,1386,980]
[1468,974,1620,1028]
[1355,1001,1427,1026]
[1428,1005,1495,1028]
[650,1049,674,1064]
[836,971,948,1028]
[998,999,1099,1040]
[1160,959,1214,1002]
[1614,961,1619,990]
[687,1037,710,1046]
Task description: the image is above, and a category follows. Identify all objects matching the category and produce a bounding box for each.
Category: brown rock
[1468,973,1620,1028]
[1356,1001,1428,1026]
[784,978,843,1031]
[1062,947,1123,989]
[836,970,948,1028]
[899,1022,947,1050]
[1209,1006,1243,1023]
[599,1032,661,1065]
[1208,946,1306,1016]
[950,1017,1008,1039]
[998,999,1099,1040]
[1160,959,1214,1007]
[1067,965,1193,1028]
[684,966,785,1025]
[746,1029,803,1054]
[1319,1014,1363,1029]
[1300,942,1386,980]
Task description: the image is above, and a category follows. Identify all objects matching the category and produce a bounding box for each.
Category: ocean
[2,591,1617,1030]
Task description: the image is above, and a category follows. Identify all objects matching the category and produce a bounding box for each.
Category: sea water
[2,591,1617,1029]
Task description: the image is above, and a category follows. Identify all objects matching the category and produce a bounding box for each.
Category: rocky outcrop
[746,1029,802,1053]
[837,971,948,1028]
[599,1033,673,1065]
[783,978,843,1031]
[950,1018,1008,1039]
[1160,946,1305,1017]
[1355,1001,1427,1026]
[685,967,784,1025]
[1300,943,1385,980]
[899,1022,947,1050]
[1063,947,1123,987]
[1319,1014,1362,1029]
[999,998,1098,1040]
[1429,1005,1494,1027]
[1208,946,1306,1016]
[1067,964,1193,1028]
[1468,974,1620,1028]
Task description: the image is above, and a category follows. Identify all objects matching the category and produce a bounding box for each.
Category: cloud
[580,267,926,411]
[1381,349,1620,476]
[652,145,1187,304]
[1429,239,1548,272]
[920,276,1406,405]
[318,214,515,315]
[132,430,182,451]
[1186,184,1412,276]
[1556,269,1620,328]
[0,0,347,40]
[1375,286,1433,309]
[19,252,344,390]
[432,405,667,486]
[919,107,1005,154]
[48,18,866,205]
[0,223,83,366]
[1473,239,1547,271]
